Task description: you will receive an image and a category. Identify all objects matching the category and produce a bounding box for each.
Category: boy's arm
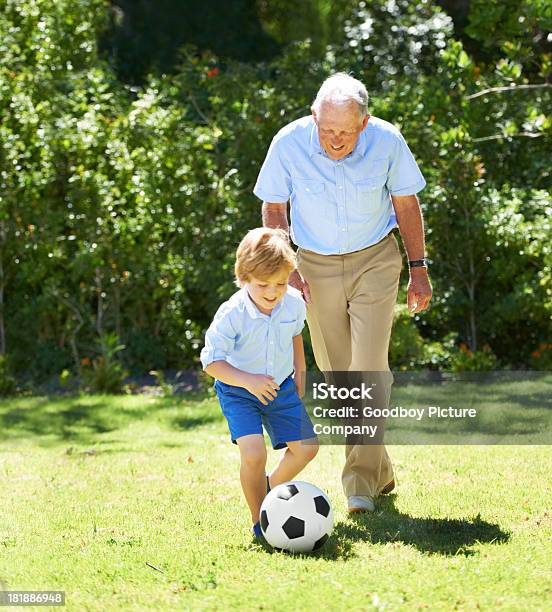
[204,360,280,406]
[292,335,306,398]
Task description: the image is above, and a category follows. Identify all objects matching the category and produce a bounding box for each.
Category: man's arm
[391,194,432,314]
[262,202,312,303]
[262,202,289,231]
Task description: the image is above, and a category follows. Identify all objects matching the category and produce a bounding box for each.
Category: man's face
[312,101,369,161]
[245,267,290,315]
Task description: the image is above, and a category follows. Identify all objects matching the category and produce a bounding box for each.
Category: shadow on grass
[258,495,509,560]
[0,392,220,446]
[385,411,549,443]
[490,389,552,412]
[0,399,116,443]
[346,495,510,556]
[251,524,355,560]
[388,377,552,443]
[171,413,221,430]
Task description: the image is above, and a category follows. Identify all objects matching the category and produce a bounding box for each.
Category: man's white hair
[312,72,369,117]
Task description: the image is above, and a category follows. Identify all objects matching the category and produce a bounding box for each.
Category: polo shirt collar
[351,120,370,159]
[309,121,323,157]
[241,288,283,319]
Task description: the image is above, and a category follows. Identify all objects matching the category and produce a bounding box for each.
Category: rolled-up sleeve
[200,309,236,370]
[386,131,426,196]
[253,138,292,203]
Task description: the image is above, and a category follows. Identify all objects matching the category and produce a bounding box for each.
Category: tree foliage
[0,0,550,388]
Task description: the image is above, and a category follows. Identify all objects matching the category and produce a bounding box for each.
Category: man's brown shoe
[380,479,395,495]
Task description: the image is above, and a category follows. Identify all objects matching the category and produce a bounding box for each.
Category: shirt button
[270,341,274,345]
[338,185,343,189]
[342,228,346,231]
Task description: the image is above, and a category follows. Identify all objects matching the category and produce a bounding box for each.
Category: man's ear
[361,114,370,131]
[311,107,318,124]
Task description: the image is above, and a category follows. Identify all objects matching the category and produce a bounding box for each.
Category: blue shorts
[214,375,316,449]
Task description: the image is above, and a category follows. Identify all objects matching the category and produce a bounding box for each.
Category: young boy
[200,227,319,538]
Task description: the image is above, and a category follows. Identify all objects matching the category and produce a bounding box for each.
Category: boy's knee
[304,441,319,462]
[241,447,267,470]
[296,440,318,463]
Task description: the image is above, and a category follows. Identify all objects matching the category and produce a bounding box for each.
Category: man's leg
[342,234,403,499]
[297,249,351,372]
[298,238,401,502]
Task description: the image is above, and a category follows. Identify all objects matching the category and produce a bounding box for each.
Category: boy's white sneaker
[347,495,375,513]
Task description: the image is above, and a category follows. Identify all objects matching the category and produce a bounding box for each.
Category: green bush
[391,310,500,372]
[390,304,425,370]
[0,0,549,384]
[391,306,457,372]
[528,343,552,371]
[0,355,17,396]
[124,331,167,375]
[418,335,457,372]
[80,333,128,393]
[449,343,498,372]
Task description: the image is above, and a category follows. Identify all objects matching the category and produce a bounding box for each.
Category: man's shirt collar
[309,122,324,157]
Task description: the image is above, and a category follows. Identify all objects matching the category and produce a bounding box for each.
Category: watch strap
[408,258,428,268]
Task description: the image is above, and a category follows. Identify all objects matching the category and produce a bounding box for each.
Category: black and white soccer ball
[260,481,334,553]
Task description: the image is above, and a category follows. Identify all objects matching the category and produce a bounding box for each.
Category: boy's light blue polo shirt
[253,115,426,255]
[200,287,306,386]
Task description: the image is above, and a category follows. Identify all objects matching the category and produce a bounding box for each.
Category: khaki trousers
[297,232,402,498]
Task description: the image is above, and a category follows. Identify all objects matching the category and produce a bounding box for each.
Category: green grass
[1,387,552,611]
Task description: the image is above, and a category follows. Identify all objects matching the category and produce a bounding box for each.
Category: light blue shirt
[254,115,426,255]
[200,287,306,386]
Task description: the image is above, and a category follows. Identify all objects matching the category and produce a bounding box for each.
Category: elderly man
[253,73,432,512]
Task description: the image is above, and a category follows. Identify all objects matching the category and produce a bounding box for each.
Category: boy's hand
[244,373,280,405]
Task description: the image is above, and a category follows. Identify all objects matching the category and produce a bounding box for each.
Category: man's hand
[407,268,432,314]
[244,373,280,405]
[289,270,311,304]
[391,194,432,314]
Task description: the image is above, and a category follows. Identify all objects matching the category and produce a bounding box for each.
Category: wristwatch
[408,258,428,269]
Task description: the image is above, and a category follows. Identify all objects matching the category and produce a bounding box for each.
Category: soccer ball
[260,481,334,553]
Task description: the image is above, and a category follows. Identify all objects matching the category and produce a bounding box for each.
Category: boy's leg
[269,438,319,488]
[236,434,268,523]
[261,376,319,488]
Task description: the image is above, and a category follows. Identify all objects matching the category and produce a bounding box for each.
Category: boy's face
[245,268,290,315]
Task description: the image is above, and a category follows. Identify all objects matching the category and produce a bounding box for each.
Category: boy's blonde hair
[235,227,296,287]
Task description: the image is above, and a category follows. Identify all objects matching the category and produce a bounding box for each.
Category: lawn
[1,385,551,611]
